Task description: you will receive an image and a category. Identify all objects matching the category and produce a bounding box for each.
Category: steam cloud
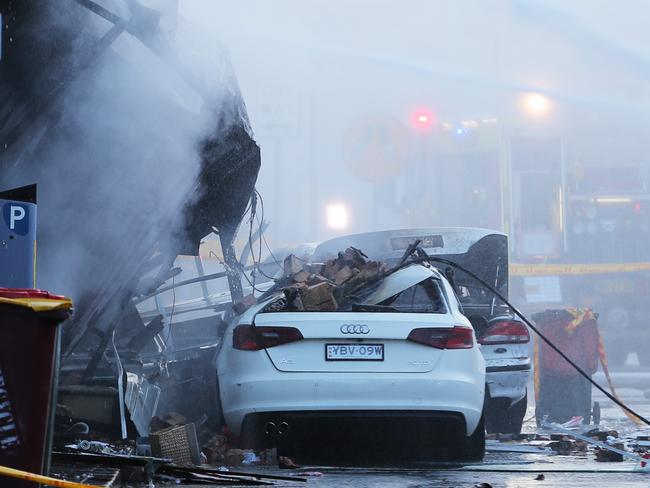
[1,0,241,302]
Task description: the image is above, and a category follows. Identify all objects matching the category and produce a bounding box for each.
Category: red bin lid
[0,288,72,312]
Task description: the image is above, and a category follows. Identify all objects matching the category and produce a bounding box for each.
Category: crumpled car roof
[364,264,437,305]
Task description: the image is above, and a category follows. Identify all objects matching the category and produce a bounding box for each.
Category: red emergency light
[410,108,435,131]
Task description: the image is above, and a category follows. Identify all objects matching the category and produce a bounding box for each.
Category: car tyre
[448,414,485,462]
[485,392,527,434]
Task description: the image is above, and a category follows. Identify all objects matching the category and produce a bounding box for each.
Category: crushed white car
[312,228,532,434]
[216,262,486,461]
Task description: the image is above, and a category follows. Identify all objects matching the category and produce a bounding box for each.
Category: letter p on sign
[2,203,29,236]
[10,206,25,230]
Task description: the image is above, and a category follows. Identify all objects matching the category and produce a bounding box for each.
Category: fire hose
[0,464,97,488]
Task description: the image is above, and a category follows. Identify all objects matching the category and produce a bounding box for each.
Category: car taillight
[407,326,474,349]
[478,320,529,345]
[233,325,304,351]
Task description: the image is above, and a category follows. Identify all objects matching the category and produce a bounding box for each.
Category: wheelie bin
[533,308,600,425]
[0,288,72,488]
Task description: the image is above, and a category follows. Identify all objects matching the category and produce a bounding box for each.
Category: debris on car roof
[257,247,391,313]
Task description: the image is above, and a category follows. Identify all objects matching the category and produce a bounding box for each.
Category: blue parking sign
[2,203,29,236]
[0,185,37,288]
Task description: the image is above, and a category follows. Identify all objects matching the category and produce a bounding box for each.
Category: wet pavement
[177,434,650,487]
[153,366,650,487]
[181,455,650,488]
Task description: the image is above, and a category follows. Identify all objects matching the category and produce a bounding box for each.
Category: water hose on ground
[0,464,97,488]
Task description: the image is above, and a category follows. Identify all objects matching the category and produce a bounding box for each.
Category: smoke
[179,0,650,249]
[2,0,243,301]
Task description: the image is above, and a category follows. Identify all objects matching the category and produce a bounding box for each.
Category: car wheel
[485,392,527,434]
[448,414,485,462]
[505,392,527,434]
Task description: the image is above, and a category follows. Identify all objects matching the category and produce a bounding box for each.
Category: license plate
[325,343,384,361]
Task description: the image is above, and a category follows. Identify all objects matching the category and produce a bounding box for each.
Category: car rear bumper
[485,360,530,405]
[240,409,468,450]
[219,372,485,438]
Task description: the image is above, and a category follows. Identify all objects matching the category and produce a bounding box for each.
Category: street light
[326,203,348,230]
[523,93,550,115]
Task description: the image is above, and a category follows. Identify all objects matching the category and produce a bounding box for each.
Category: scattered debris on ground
[203,433,230,465]
[294,471,324,477]
[595,446,625,462]
[548,437,588,455]
[50,462,121,488]
[150,422,201,465]
[486,421,650,468]
[278,456,301,469]
[52,447,306,486]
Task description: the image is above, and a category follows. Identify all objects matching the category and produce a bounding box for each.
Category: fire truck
[395,120,650,367]
[508,155,650,367]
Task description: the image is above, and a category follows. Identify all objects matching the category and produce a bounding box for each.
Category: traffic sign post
[0,185,37,288]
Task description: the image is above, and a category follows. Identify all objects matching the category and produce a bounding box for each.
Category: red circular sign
[342,114,412,183]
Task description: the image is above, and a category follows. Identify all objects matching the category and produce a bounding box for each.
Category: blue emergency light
[0,184,37,288]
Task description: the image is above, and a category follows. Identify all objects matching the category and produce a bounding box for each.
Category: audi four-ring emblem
[340,324,370,334]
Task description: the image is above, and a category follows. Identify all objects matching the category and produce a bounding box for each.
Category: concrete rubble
[486,420,650,469]
[246,247,389,314]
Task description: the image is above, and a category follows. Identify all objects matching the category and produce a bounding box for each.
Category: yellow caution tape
[510,262,650,276]
[0,464,97,488]
[565,308,596,334]
[597,333,645,426]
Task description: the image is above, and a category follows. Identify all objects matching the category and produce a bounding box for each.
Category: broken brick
[549,440,574,455]
[306,274,329,286]
[333,265,354,285]
[321,260,341,280]
[233,294,257,315]
[300,282,338,311]
[305,263,324,275]
[262,246,389,313]
[341,246,367,266]
[284,285,306,311]
[283,254,304,276]
[279,456,300,469]
[586,429,619,441]
[292,270,310,283]
[595,445,624,462]
[203,434,229,464]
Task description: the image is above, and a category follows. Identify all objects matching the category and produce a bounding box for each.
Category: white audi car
[216,263,486,461]
[312,228,531,435]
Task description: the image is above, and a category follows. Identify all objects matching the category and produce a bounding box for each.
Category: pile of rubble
[56,410,307,486]
[236,247,389,314]
[487,425,650,465]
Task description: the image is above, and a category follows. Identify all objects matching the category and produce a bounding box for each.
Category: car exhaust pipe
[264,422,277,435]
[277,421,290,435]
